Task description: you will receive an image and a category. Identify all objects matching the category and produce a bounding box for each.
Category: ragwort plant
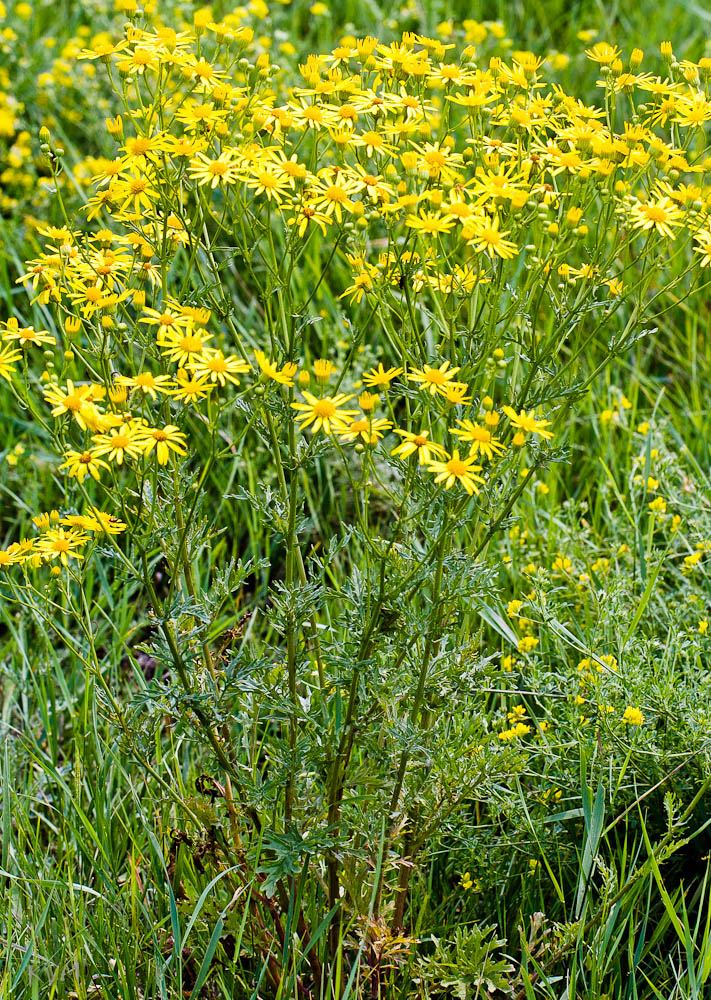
[3,9,711,996]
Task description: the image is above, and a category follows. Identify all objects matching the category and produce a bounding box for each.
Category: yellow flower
[0,343,21,381]
[2,324,54,347]
[291,391,358,435]
[189,351,250,386]
[157,327,213,366]
[467,215,519,259]
[313,358,336,380]
[629,197,684,239]
[425,449,485,495]
[91,422,146,465]
[405,211,455,236]
[170,371,215,404]
[451,420,505,460]
[407,360,464,398]
[44,380,101,430]
[188,150,240,188]
[391,429,446,465]
[141,425,188,465]
[338,415,392,445]
[502,406,553,439]
[255,351,298,386]
[36,527,88,567]
[115,372,173,399]
[585,42,621,65]
[59,449,110,482]
[63,510,126,535]
[622,706,644,726]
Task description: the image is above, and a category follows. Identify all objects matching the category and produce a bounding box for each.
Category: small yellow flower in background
[518,635,539,653]
[552,553,572,573]
[600,653,618,672]
[459,871,481,892]
[499,722,531,741]
[622,706,644,727]
[698,620,708,635]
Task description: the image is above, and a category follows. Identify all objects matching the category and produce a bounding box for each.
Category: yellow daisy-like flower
[361,363,403,389]
[62,510,127,535]
[407,360,465,398]
[2,325,55,348]
[157,327,213,366]
[115,372,173,399]
[0,344,22,381]
[188,150,240,188]
[502,406,554,440]
[391,429,447,465]
[170,370,215,404]
[255,351,299,386]
[628,197,684,239]
[467,215,519,259]
[59,449,110,482]
[451,420,506,460]
[425,449,486,495]
[36,527,89,567]
[140,425,188,465]
[291,391,358,435]
[338,415,392,445]
[44,380,102,431]
[91,422,146,465]
[189,350,250,386]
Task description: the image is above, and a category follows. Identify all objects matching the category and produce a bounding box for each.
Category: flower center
[313,399,336,418]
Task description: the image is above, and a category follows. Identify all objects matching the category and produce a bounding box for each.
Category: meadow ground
[2,1,711,998]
